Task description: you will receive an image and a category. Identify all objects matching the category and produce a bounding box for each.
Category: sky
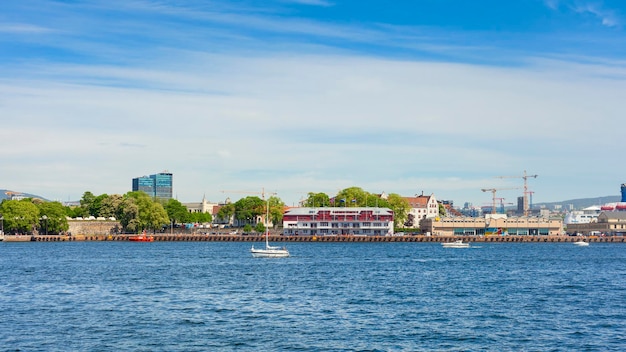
[1,0,625,208]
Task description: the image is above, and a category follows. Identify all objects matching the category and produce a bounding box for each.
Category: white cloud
[1,52,625,205]
[574,2,620,27]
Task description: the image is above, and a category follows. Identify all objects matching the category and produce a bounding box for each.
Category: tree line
[0,186,432,235]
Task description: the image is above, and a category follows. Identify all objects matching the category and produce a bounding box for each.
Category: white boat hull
[442,240,470,248]
[251,246,290,258]
[574,241,589,246]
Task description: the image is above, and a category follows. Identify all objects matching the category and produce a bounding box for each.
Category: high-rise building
[132,171,173,199]
[621,183,626,202]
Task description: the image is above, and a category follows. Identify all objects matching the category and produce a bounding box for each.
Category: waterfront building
[131,171,173,200]
[419,214,563,236]
[183,195,217,214]
[282,207,394,236]
[400,193,439,228]
[563,206,601,225]
[565,212,626,236]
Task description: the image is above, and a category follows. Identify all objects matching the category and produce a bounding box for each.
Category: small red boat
[128,231,154,242]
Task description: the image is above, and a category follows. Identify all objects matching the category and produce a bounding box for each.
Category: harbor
[13,233,626,243]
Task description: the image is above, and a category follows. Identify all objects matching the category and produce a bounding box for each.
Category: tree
[0,199,40,234]
[335,187,368,207]
[79,191,96,216]
[100,194,124,219]
[37,201,69,234]
[216,203,235,224]
[125,191,169,233]
[90,194,108,217]
[386,193,410,228]
[303,192,330,207]
[164,198,190,225]
[234,196,264,225]
[254,221,266,233]
[267,195,285,228]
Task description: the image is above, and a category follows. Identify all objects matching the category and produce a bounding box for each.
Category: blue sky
[1,0,625,208]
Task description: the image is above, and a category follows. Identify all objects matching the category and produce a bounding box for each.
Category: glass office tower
[132,172,173,199]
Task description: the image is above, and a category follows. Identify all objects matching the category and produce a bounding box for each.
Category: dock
[13,234,626,243]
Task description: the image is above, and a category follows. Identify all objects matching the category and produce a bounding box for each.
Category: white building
[282,207,394,236]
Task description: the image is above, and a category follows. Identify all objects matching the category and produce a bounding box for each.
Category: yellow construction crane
[481,187,521,215]
[495,170,538,216]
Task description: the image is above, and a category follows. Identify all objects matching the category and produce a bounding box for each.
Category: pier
[13,234,626,243]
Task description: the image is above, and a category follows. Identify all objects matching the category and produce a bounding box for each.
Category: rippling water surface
[1,241,625,351]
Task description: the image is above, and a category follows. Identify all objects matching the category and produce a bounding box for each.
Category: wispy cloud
[283,0,334,6]
[0,23,54,33]
[544,0,621,27]
[573,2,620,27]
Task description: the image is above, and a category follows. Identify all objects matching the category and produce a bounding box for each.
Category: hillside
[0,189,49,202]
[534,195,621,210]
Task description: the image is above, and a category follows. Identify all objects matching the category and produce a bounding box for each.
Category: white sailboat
[250,190,290,258]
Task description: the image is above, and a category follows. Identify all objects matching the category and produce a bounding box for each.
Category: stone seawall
[67,220,121,236]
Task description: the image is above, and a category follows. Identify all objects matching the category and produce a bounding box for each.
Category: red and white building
[282,207,394,236]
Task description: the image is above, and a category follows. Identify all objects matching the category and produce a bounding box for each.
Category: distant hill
[0,189,49,202]
[534,195,621,210]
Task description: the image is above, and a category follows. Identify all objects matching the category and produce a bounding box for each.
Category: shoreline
[5,234,623,243]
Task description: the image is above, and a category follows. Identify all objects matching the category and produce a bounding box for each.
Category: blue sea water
[1,241,625,351]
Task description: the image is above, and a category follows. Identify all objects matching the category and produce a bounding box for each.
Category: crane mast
[495,170,538,216]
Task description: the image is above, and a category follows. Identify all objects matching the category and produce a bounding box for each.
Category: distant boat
[129,230,154,242]
[442,240,470,248]
[574,240,589,247]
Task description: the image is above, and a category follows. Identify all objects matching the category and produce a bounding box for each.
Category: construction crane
[481,187,521,215]
[496,170,538,216]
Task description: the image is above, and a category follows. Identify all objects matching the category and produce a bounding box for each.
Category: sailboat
[250,191,289,258]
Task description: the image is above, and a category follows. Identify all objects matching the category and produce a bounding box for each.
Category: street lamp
[42,215,48,235]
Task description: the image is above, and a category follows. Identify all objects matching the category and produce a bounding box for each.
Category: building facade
[420,214,564,236]
[401,193,439,228]
[282,207,394,236]
[132,171,173,199]
[564,212,626,236]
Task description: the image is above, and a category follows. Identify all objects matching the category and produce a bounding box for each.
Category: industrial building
[420,214,564,236]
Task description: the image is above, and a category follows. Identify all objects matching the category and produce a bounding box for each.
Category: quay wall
[68,220,121,236]
[25,234,626,243]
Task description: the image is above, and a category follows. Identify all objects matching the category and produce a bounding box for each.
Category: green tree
[254,221,266,233]
[164,198,190,225]
[90,194,108,217]
[0,199,40,234]
[216,203,235,224]
[100,194,123,219]
[234,196,264,225]
[386,193,410,228]
[267,195,285,229]
[37,201,69,234]
[189,212,212,224]
[118,196,139,233]
[303,192,331,207]
[79,191,96,216]
[126,191,169,233]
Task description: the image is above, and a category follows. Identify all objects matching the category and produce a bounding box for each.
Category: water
[1,241,625,351]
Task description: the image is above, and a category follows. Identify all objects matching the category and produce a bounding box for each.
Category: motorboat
[442,240,470,248]
[574,240,589,247]
[128,231,154,242]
